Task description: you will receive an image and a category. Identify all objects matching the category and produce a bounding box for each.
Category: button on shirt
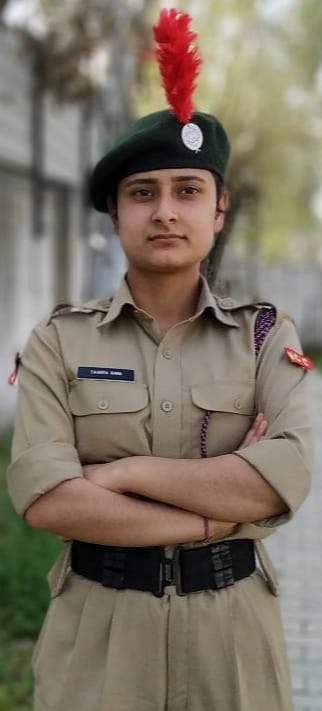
[8,276,312,545]
[97,399,109,410]
[160,400,174,413]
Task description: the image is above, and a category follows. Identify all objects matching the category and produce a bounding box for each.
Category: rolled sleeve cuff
[234,438,311,526]
[7,442,83,516]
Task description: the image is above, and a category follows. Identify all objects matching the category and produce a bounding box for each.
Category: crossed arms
[25,414,286,547]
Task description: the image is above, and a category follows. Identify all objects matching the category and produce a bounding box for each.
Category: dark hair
[213,173,224,199]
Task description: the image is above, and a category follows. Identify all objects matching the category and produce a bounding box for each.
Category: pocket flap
[69,380,148,415]
[191,382,254,415]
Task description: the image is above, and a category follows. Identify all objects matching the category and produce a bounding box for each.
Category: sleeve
[7,319,83,516]
[234,313,313,528]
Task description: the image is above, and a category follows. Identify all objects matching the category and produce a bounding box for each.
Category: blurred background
[0,0,322,709]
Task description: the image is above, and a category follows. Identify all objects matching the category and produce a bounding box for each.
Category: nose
[151,194,178,225]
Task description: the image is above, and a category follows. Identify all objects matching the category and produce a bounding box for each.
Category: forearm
[25,476,209,547]
[119,454,287,523]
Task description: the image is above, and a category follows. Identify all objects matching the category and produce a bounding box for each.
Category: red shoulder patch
[284,347,314,371]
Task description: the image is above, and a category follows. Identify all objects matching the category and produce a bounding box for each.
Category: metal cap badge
[181,122,203,152]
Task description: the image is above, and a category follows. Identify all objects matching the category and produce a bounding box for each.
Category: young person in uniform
[7,9,313,711]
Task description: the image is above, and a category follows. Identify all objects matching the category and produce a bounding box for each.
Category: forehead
[119,167,215,188]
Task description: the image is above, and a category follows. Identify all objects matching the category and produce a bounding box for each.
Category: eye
[179,185,200,196]
[131,187,154,199]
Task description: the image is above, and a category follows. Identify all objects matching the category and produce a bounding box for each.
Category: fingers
[253,412,267,439]
[238,413,268,449]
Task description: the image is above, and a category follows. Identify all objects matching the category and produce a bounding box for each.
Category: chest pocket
[190,381,255,457]
[69,380,151,461]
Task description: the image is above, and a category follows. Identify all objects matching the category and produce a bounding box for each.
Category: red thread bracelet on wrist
[203,517,210,542]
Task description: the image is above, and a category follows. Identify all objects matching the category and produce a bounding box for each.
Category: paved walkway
[267,371,322,711]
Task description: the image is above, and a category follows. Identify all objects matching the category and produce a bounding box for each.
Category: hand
[238,412,268,449]
[206,414,268,540]
[208,518,237,540]
[84,454,156,494]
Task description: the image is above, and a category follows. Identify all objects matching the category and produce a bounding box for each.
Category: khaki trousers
[33,565,293,711]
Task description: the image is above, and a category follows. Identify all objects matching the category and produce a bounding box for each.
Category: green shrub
[0,434,61,637]
[0,433,63,709]
[0,631,34,711]
[306,348,322,373]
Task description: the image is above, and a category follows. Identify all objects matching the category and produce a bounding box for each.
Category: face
[109,168,228,276]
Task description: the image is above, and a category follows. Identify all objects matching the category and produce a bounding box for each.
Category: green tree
[1,0,155,102]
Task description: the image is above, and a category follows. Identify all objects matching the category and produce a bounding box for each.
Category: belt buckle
[157,547,184,596]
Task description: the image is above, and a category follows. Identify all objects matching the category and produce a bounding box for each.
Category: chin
[141,260,201,275]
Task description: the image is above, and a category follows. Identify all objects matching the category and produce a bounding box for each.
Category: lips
[149,233,185,241]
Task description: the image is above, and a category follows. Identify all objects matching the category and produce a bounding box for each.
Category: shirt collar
[97,278,138,327]
[194,275,239,327]
[98,274,239,328]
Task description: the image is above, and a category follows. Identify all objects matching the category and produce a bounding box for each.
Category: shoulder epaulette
[216,296,276,313]
[47,298,112,325]
[253,301,276,311]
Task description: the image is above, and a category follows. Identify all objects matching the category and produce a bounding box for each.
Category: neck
[126,267,201,334]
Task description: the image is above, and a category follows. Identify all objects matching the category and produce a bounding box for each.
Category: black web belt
[71,539,255,597]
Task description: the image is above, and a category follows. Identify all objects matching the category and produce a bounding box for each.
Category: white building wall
[0,29,32,168]
[44,95,80,183]
[0,26,97,431]
[0,26,83,180]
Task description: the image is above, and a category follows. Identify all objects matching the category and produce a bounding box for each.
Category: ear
[214,189,229,234]
[107,196,118,230]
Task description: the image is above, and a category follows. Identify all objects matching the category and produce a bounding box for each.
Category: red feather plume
[153,8,202,124]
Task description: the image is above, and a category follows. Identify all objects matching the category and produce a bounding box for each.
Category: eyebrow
[122,175,207,188]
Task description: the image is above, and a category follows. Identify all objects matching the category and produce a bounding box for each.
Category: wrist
[121,456,149,494]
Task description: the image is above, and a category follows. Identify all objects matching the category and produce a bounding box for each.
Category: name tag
[77,367,135,381]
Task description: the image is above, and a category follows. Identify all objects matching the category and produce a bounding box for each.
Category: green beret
[90,109,230,213]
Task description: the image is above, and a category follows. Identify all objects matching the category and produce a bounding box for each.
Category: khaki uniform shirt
[7,275,313,711]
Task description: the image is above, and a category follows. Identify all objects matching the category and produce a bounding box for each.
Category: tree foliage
[1,0,155,100]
